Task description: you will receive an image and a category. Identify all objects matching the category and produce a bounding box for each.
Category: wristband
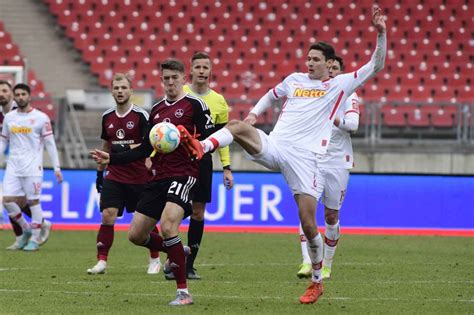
[223,165,232,171]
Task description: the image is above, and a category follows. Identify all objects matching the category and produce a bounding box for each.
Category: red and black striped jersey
[101,104,150,184]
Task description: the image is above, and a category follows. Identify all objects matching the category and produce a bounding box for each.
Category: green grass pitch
[0,230,472,313]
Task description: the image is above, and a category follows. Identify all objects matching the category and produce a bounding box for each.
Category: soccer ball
[148,122,180,154]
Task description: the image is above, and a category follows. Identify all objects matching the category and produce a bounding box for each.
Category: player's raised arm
[339,5,387,95]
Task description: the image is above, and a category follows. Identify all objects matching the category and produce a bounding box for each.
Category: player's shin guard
[4,202,29,230]
[299,224,311,264]
[164,236,187,289]
[149,226,160,259]
[187,218,204,270]
[323,221,340,269]
[29,204,43,243]
[306,233,324,283]
[202,127,233,153]
[97,224,114,261]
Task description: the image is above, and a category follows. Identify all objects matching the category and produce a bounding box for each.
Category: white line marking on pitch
[0,288,472,304]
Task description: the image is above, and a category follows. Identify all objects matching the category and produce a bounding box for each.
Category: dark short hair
[334,55,344,71]
[0,80,12,89]
[160,58,185,73]
[13,83,31,95]
[308,42,336,62]
[191,51,211,63]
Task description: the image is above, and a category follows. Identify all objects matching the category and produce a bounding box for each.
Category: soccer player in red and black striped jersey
[91,59,215,306]
[87,73,161,275]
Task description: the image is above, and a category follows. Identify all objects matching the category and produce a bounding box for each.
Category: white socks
[323,221,340,269]
[4,202,29,230]
[202,127,233,153]
[30,204,44,243]
[306,232,324,283]
[299,224,311,264]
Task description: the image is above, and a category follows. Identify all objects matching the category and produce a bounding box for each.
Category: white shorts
[245,130,320,198]
[3,170,42,200]
[316,167,350,210]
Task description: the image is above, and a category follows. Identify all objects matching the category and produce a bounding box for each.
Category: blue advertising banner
[1,169,473,231]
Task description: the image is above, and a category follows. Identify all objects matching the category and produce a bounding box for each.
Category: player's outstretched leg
[177,125,204,161]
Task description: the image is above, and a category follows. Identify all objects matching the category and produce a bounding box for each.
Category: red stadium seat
[381,105,407,127]
[36,0,471,134]
[407,105,430,128]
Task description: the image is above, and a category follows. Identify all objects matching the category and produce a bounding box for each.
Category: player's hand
[96,170,103,193]
[372,5,386,33]
[90,149,110,165]
[223,169,234,190]
[243,113,257,125]
[145,157,153,170]
[55,170,63,183]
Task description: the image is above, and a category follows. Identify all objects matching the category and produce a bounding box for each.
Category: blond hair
[111,72,132,88]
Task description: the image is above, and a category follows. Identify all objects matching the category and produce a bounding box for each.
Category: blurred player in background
[1,80,53,248]
[164,52,234,281]
[87,73,161,275]
[180,6,386,304]
[0,83,62,251]
[297,55,360,279]
[91,58,215,305]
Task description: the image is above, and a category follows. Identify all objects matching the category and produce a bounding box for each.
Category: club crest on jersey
[126,121,134,129]
[175,109,184,118]
[116,129,125,139]
[163,118,171,123]
[293,88,327,98]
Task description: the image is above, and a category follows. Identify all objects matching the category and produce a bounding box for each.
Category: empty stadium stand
[0,21,57,121]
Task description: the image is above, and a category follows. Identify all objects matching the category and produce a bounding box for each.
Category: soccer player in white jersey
[297,55,360,279]
[0,80,53,249]
[179,6,386,304]
[0,83,63,251]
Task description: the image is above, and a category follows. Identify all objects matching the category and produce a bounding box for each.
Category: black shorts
[193,153,213,203]
[100,179,146,216]
[136,176,197,221]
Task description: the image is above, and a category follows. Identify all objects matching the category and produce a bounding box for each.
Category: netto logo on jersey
[126,121,134,129]
[293,88,327,98]
[116,129,125,139]
[10,126,32,134]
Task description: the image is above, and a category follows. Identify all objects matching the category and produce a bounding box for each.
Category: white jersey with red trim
[1,108,53,176]
[269,70,370,154]
[318,92,360,169]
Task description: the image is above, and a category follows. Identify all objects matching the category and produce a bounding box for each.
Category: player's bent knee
[102,208,119,225]
[191,212,205,221]
[128,229,146,245]
[324,208,339,225]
